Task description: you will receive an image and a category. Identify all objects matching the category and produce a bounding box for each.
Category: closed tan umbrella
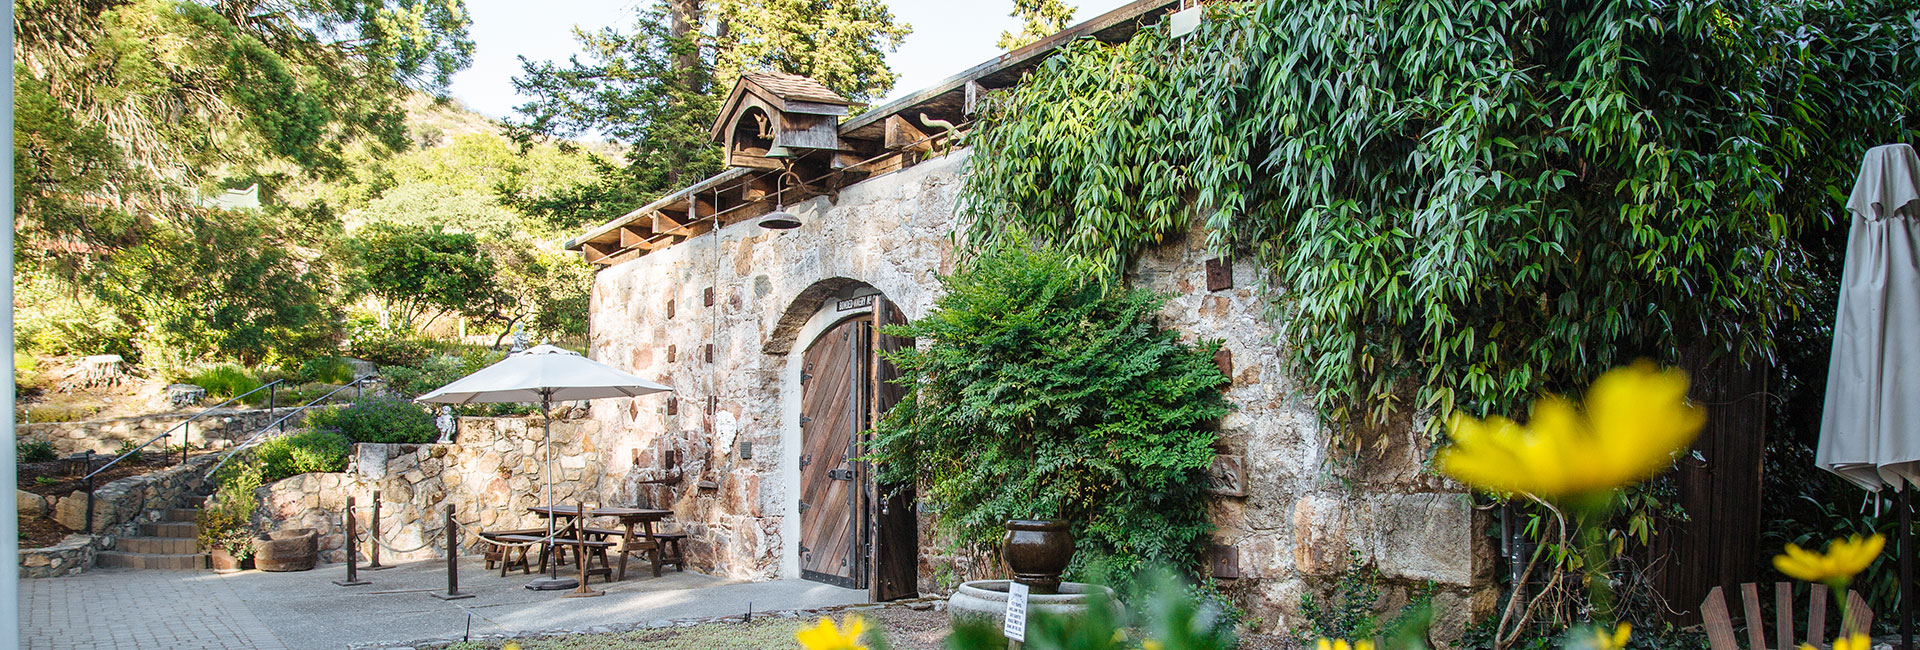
[1819,143,1920,490]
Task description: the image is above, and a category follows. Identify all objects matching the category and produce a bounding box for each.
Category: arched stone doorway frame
[771,277,917,599]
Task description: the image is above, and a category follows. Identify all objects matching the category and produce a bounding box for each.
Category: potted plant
[197,465,262,572]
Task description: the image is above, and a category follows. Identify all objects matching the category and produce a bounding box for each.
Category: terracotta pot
[208,548,251,573]
[1002,519,1073,594]
[253,528,318,572]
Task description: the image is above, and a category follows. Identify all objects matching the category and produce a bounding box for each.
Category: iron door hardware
[828,469,855,481]
[800,454,813,468]
[799,416,813,424]
[799,501,811,513]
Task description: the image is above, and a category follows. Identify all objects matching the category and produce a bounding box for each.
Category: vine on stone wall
[959,0,1920,442]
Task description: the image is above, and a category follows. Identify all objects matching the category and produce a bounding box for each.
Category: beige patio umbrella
[1818,143,1920,490]
[417,344,670,590]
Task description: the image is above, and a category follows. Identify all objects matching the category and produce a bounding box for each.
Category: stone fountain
[947,520,1119,624]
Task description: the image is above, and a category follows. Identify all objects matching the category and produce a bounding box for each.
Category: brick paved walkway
[22,569,287,650]
[22,560,866,649]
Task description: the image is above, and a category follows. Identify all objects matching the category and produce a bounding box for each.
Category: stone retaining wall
[19,452,220,577]
[258,417,609,563]
[17,407,310,456]
[19,534,111,578]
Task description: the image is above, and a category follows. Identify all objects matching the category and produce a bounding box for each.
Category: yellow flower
[1315,639,1375,650]
[1802,633,1872,650]
[1775,535,1886,586]
[796,615,870,650]
[1143,640,1164,650]
[502,643,521,650]
[1437,362,1705,501]
[1592,623,1631,650]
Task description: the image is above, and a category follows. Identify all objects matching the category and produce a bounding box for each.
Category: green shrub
[305,396,437,444]
[869,243,1231,588]
[112,440,145,464]
[348,336,431,367]
[253,430,350,481]
[297,356,358,385]
[380,349,503,398]
[17,441,58,463]
[189,365,263,401]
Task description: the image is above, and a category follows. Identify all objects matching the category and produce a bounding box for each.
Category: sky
[446,0,1136,123]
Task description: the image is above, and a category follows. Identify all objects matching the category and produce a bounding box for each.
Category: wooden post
[432,504,474,600]
[333,496,370,586]
[564,501,604,598]
[365,490,390,570]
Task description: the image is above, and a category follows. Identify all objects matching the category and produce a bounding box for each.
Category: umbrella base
[526,576,579,591]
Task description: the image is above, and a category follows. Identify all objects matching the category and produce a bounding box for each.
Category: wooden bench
[479,528,550,570]
[1702,582,1872,650]
[497,534,616,584]
[653,531,687,572]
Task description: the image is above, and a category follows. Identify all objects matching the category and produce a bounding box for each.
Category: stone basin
[947,580,1120,626]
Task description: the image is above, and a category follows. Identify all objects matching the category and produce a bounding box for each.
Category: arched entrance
[789,283,917,600]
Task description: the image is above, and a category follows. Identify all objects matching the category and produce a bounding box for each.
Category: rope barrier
[340,503,574,552]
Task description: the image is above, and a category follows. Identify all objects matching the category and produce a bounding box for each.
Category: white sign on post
[1003,581,1030,643]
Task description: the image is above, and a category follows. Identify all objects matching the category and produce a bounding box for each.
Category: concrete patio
[22,559,868,649]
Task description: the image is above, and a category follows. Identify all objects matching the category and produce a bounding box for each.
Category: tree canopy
[997,0,1078,51]
[508,0,910,227]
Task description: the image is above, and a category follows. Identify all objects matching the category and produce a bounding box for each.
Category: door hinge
[802,370,813,383]
[800,453,813,468]
[799,501,811,513]
[828,469,855,481]
[799,415,813,425]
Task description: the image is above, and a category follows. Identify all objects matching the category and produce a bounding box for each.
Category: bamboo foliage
[960,0,1920,443]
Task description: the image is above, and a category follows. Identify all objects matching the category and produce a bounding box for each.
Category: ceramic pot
[208,548,250,573]
[1002,519,1073,594]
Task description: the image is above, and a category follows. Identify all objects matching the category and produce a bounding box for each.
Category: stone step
[118,536,197,555]
[141,521,196,537]
[97,551,203,570]
[164,508,201,522]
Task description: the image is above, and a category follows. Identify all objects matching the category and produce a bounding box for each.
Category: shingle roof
[740,71,848,105]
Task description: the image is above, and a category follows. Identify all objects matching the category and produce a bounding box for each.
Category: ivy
[960,0,1920,441]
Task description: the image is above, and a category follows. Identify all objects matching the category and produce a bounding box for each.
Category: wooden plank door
[868,298,918,601]
[799,317,869,588]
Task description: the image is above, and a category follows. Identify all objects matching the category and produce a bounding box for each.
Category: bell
[757,208,802,230]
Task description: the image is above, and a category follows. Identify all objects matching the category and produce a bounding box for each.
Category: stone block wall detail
[17,408,310,456]
[20,452,219,577]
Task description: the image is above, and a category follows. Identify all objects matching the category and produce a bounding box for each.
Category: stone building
[561,0,1493,635]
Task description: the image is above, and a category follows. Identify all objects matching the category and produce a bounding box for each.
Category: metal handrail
[82,380,286,482]
[204,375,378,480]
[81,379,286,533]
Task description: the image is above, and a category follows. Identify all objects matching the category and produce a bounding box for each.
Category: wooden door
[868,298,918,601]
[799,317,869,588]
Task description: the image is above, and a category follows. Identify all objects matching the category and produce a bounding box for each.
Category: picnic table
[528,505,675,580]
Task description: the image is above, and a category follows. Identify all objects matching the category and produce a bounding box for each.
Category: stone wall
[17,407,309,456]
[573,146,1494,637]
[19,534,111,579]
[19,452,219,577]
[258,416,614,563]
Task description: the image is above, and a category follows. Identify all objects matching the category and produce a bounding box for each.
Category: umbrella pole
[527,393,578,591]
[1902,486,1912,650]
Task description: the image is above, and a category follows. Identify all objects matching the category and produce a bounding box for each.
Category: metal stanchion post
[433,504,474,600]
[333,496,370,586]
[366,490,390,570]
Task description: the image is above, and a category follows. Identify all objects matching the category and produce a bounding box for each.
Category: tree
[997,0,1077,51]
[348,224,499,329]
[508,0,910,227]
[480,242,594,344]
[13,0,475,366]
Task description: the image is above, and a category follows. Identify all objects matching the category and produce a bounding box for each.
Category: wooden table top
[528,505,672,519]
